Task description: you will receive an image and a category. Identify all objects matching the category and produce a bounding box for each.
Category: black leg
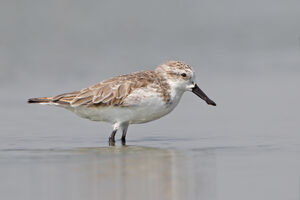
[121,138,126,146]
[121,135,126,144]
[121,128,128,145]
[109,129,117,145]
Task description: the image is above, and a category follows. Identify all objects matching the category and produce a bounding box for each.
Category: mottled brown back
[28,70,170,107]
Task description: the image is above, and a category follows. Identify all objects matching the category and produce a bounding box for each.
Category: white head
[155,61,216,106]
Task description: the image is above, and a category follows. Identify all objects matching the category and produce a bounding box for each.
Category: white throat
[167,81,186,108]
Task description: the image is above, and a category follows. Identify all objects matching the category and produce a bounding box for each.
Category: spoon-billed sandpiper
[28,61,216,144]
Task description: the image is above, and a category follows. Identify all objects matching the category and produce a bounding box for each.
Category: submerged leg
[108,122,129,145]
[108,123,120,145]
[108,129,117,145]
[121,123,129,145]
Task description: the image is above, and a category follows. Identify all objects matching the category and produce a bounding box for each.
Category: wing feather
[71,96,93,106]
[51,70,161,107]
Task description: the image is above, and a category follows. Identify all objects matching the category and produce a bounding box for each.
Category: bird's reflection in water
[0,145,217,200]
[70,145,217,200]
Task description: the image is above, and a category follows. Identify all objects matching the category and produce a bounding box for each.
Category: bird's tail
[28,91,80,106]
[28,97,53,104]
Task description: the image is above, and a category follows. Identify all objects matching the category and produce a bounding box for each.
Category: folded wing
[51,71,156,107]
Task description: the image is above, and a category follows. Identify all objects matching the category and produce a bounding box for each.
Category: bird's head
[156,61,216,106]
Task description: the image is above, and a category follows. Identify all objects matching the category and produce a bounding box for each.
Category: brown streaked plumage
[164,60,192,70]
[28,61,216,145]
[28,70,171,107]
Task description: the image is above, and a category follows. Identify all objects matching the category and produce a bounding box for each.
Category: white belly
[67,88,184,124]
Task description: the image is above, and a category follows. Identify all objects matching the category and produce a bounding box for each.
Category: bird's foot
[121,137,126,146]
[108,137,115,146]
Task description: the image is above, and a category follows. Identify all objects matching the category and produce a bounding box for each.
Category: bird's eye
[181,73,187,77]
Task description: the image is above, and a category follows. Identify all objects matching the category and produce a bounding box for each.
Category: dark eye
[181,73,187,77]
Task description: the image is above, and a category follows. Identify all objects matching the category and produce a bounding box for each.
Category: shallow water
[0,143,298,200]
[1,118,300,200]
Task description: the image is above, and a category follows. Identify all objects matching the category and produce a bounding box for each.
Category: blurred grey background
[1,0,299,82]
[0,0,300,200]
